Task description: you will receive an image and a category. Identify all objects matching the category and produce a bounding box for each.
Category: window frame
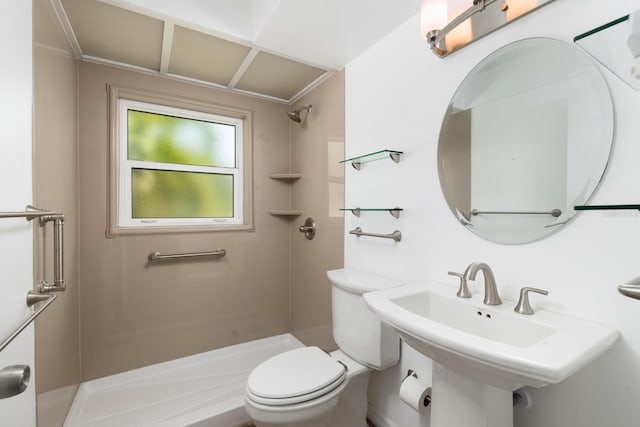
[108,86,254,236]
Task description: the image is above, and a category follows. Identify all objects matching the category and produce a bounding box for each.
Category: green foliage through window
[127,110,235,168]
[131,169,234,218]
[117,97,243,227]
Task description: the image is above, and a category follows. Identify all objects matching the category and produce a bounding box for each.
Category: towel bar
[349,227,401,242]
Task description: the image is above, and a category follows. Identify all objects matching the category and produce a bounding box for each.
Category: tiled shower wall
[33,3,345,425]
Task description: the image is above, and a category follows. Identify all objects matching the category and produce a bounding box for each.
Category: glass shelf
[340,150,402,170]
[340,208,403,218]
[574,204,640,211]
[574,15,640,90]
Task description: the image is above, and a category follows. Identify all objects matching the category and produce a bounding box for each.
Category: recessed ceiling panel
[235,52,326,100]
[116,0,419,70]
[34,0,73,53]
[61,0,163,71]
[115,0,256,41]
[168,26,252,86]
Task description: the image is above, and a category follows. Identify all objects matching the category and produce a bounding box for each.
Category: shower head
[287,111,302,123]
[287,105,312,123]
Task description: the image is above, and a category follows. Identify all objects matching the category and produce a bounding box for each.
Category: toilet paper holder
[403,370,528,409]
[405,370,431,408]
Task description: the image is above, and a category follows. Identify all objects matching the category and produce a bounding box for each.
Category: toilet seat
[246,347,347,406]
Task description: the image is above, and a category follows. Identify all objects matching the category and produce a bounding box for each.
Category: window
[108,87,253,235]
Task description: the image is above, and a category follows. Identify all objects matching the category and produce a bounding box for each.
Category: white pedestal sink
[364,281,619,427]
[431,362,512,427]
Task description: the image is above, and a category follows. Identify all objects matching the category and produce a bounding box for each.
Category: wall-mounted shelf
[268,173,303,217]
[267,210,304,217]
[574,204,640,211]
[340,208,403,218]
[574,15,640,90]
[340,150,402,170]
[269,173,303,181]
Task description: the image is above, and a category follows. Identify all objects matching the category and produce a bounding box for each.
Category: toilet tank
[327,269,402,370]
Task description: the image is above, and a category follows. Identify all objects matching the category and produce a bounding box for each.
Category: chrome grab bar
[0,292,57,353]
[148,249,227,263]
[471,209,562,218]
[0,206,65,352]
[0,205,62,221]
[0,205,66,293]
[41,214,65,292]
[349,227,401,242]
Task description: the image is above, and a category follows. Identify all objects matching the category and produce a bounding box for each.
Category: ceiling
[51,0,419,103]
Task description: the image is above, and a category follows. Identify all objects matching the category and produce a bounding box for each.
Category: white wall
[0,1,35,425]
[345,1,640,426]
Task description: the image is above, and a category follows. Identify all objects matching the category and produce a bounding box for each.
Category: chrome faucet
[464,262,502,305]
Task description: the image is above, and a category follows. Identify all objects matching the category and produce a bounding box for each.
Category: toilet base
[246,389,340,427]
[325,362,370,427]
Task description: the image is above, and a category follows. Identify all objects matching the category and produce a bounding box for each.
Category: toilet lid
[247,347,346,405]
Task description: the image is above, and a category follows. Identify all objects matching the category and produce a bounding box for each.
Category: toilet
[244,269,401,427]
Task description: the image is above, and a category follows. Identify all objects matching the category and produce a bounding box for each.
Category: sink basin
[364,281,619,390]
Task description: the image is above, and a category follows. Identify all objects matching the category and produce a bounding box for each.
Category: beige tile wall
[290,71,345,350]
[33,0,81,425]
[77,62,295,380]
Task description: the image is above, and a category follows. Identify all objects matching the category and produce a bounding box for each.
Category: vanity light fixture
[421,0,555,57]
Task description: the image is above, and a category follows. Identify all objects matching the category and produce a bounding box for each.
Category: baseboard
[367,404,400,427]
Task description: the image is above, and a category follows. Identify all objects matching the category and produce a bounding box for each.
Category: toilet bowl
[245,347,369,427]
[244,269,402,427]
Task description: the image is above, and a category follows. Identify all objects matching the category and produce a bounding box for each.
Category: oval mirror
[438,38,613,244]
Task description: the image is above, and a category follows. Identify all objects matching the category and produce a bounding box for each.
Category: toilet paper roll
[399,375,431,415]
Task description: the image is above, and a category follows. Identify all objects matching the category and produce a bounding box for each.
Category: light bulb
[421,0,448,39]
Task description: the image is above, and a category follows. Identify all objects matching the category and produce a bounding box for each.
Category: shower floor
[63,334,304,427]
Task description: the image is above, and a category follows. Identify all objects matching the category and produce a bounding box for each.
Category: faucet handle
[448,271,471,298]
[514,287,549,315]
